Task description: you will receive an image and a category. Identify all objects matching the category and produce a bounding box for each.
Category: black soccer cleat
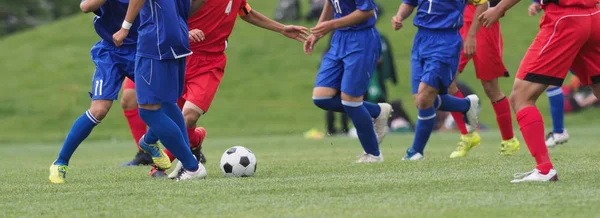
[192,147,207,164]
[121,151,154,166]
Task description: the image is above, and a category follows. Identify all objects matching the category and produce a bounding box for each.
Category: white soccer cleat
[168,160,184,179]
[356,153,384,163]
[374,103,393,144]
[175,163,207,181]
[402,152,424,161]
[464,95,481,133]
[546,129,569,147]
[511,169,558,183]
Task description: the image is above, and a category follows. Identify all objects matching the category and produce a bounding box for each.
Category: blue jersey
[90,0,139,46]
[137,0,192,60]
[330,0,377,31]
[403,0,488,30]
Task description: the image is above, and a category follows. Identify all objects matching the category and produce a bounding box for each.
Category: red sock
[164,149,176,162]
[124,108,147,150]
[492,97,514,140]
[188,127,200,149]
[451,90,469,135]
[516,106,553,174]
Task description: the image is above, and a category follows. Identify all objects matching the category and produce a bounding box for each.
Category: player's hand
[479,7,503,28]
[112,28,129,47]
[303,34,319,55]
[463,36,476,58]
[281,25,309,43]
[310,21,334,38]
[189,29,205,43]
[528,3,541,16]
[391,15,404,31]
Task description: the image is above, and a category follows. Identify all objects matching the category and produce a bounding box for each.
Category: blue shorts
[135,56,186,105]
[314,27,381,97]
[89,40,136,100]
[411,28,462,95]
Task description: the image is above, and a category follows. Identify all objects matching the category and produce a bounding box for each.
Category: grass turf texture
[2,126,600,217]
[0,0,596,143]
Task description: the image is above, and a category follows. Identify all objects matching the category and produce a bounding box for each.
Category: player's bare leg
[545,85,569,147]
[481,79,520,155]
[446,79,481,158]
[509,79,558,183]
[120,89,153,166]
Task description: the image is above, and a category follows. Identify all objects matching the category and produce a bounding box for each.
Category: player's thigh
[340,48,380,97]
[517,13,590,86]
[183,70,224,113]
[90,48,126,101]
[473,23,509,81]
[134,57,183,105]
[314,54,343,92]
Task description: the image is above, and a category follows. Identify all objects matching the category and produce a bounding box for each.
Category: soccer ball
[220,146,257,177]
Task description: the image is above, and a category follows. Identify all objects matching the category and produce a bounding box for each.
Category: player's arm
[80,0,107,13]
[240,5,309,43]
[304,1,334,55]
[479,0,521,27]
[190,0,206,16]
[311,8,375,38]
[463,1,489,57]
[112,0,145,46]
[318,0,335,24]
[392,2,416,31]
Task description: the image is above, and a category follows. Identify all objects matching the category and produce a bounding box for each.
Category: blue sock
[313,96,381,118]
[55,110,100,166]
[162,102,190,148]
[434,94,470,112]
[138,108,198,171]
[342,101,380,156]
[547,87,564,133]
[144,130,159,144]
[410,107,436,154]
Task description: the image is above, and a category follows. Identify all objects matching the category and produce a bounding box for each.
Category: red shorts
[517,5,600,86]
[182,53,226,113]
[458,21,509,81]
[123,77,135,90]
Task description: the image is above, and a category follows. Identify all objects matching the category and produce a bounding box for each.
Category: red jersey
[540,0,598,8]
[188,0,252,54]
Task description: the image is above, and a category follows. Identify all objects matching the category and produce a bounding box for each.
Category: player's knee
[414,94,434,110]
[591,83,600,98]
[89,106,110,121]
[120,91,137,110]
[183,108,201,126]
[447,82,459,95]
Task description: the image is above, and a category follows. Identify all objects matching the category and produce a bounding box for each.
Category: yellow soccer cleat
[49,164,68,184]
[500,137,520,155]
[139,136,171,170]
[449,132,481,158]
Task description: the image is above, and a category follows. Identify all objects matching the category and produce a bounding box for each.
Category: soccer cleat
[175,163,208,181]
[138,135,171,170]
[149,165,168,178]
[500,137,521,155]
[402,148,424,161]
[356,152,384,163]
[449,132,481,158]
[374,103,393,144]
[49,163,68,184]
[168,160,185,179]
[545,129,569,147]
[464,95,481,133]
[121,150,154,166]
[511,169,558,183]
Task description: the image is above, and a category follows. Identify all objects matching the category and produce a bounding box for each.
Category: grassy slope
[0,1,595,143]
[1,128,599,217]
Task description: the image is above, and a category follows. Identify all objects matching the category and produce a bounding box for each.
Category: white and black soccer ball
[220,146,257,177]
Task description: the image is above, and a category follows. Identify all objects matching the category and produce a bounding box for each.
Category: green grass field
[2,0,600,217]
[2,127,600,217]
